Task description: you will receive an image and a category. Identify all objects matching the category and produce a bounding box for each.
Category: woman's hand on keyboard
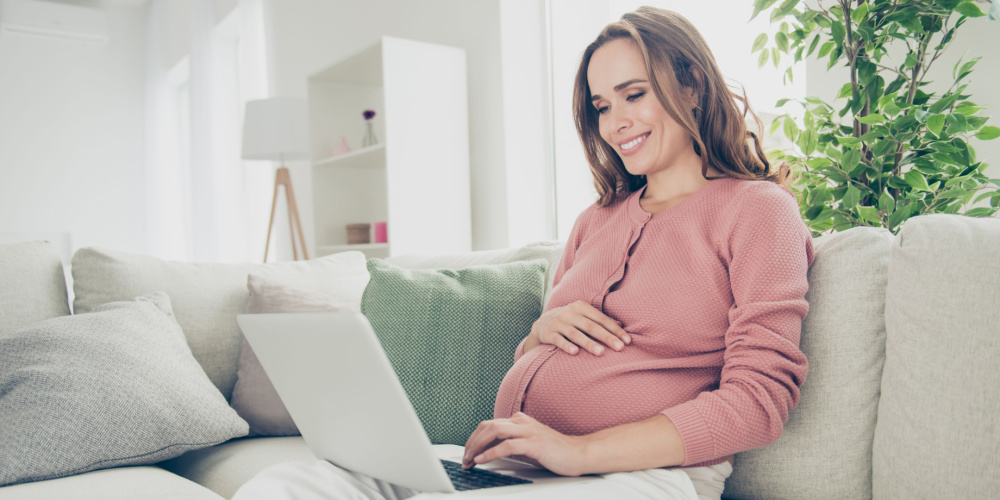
[462,412,588,476]
[524,300,631,356]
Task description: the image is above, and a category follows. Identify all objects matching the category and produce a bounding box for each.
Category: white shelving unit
[308,36,471,260]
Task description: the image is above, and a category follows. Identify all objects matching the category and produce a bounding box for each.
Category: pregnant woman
[233,6,815,500]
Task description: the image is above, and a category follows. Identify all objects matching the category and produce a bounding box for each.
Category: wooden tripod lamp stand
[242,97,312,262]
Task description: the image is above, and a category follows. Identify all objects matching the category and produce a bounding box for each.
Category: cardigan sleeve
[661,183,815,466]
[513,203,595,363]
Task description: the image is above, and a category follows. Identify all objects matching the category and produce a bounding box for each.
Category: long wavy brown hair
[573,6,798,206]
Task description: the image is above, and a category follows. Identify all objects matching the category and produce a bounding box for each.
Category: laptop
[236,311,600,494]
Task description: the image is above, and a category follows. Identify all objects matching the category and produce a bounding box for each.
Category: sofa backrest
[70,247,371,401]
[0,240,71,335]
[723,225,894,500]
[384,240,565,305]
[873,213,1000,499]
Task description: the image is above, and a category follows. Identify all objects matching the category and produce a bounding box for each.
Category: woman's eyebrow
[591,79,648,102]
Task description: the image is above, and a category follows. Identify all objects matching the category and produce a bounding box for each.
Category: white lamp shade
[241,97,311,161]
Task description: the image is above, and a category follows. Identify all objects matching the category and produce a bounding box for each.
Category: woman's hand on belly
[461,412,588,476]
[523,300,631,356]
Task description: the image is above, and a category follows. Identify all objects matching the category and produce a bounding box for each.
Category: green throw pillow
[360,258,548,445]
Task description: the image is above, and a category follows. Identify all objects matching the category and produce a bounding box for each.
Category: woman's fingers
[534,301,632,355]
[462,420,524,468]
[472,438,531,465]
[573,301,631,346]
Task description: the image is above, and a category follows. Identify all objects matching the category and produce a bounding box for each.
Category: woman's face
[587,38,696,178]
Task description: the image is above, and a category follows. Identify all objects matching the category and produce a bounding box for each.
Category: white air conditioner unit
[0,0,109,45]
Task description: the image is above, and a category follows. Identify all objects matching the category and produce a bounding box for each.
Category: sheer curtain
[144,0,272,263]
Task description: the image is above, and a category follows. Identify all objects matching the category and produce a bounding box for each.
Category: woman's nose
[609,106,631,132]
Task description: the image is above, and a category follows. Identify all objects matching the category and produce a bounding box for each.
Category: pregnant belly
[518,349,717,436]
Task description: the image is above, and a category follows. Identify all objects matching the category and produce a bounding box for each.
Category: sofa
[0,212,997,500]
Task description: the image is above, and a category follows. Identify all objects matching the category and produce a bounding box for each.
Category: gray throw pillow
[231,275,356,436]
[0,292,249,487]
[360,258,548,445]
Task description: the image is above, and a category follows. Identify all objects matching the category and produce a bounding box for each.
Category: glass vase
[362,121,378,148]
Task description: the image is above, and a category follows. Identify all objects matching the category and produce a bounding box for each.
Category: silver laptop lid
[237,312,456,493]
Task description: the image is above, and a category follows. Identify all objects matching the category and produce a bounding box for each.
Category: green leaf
[750,0,781,21]
[857,114,886,124]
[807,34,820,56]
[879,192,896,213]
[955,1,985,17]
[965,207,995,217]
[841,148,861,173]
[772,47,780,68]
[758,49,770,68]
[837,136,862,147]
[904,169,932,192]
[818,41,835,58]
[927,114,946,136]
[775,31,789,52]
[752,33,768,53]
[883,100,901,116]
[976,126,1000,140]
[857,205,881,224]
[836,83,854,100]
[831,21,846,45]
[904,51,919,69]
[783,116,799,141]
[777,0,798,16]
[991,0,1000,20]
[852,2,869,24]
[915,109,930,123]
[954,105,984,116]
[843,184,861,208]
[803,129,818,155]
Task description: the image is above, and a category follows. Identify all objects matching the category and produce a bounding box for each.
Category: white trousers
[232,460,732,500]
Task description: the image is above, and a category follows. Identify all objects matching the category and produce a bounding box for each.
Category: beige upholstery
[158,437,316,499]
[723,226,894,500]
[0,241,70,335]
[873,214,1000,499]
[0,466,222,500]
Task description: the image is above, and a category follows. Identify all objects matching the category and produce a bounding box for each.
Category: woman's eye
[627,92,645,101]
[596,106,609,115]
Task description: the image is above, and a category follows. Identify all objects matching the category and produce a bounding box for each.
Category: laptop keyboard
[440,459,533,491]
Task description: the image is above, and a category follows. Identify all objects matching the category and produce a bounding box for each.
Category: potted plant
[751,0,1000,235]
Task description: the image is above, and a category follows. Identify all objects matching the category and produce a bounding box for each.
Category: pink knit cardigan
[493,176,816,468]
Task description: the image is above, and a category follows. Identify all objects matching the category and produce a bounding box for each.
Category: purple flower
[363,110,376,120]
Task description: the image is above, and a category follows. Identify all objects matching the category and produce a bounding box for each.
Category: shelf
[319,243,389,252]
[314,144,386,169]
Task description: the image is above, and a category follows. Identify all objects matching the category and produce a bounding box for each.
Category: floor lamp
[241,97,311,262]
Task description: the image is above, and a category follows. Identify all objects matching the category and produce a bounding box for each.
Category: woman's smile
[618,132,651,156]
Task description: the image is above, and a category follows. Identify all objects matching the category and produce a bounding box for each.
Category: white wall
[265,0,511,252]
[0,1,147,255]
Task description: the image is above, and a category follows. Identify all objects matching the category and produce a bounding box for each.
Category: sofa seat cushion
[70,248,369,401]
[873,214,1000,498]
[723,225,894,500]
[158,437,316,499]
[0,241,70,335]
[0,466,223,500]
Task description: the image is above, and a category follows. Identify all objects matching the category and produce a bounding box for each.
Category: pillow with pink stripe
[230,274,357,436]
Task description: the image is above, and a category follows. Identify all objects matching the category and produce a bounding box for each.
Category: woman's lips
[618,132,650,157]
